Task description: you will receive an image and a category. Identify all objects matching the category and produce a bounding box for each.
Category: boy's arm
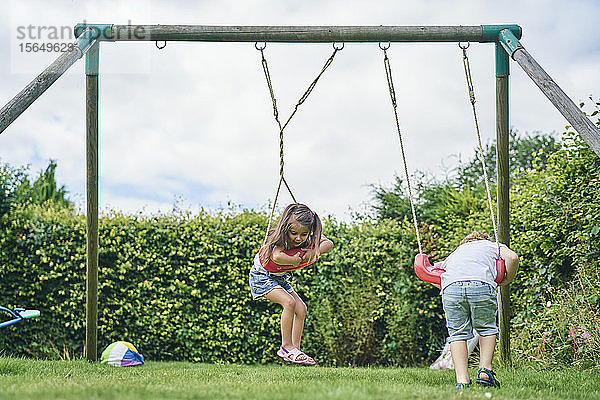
[271,246,302,267]
[498,246,519,286]
[430,260,446,289]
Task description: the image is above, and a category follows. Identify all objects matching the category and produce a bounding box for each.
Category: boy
[437,232,519,389]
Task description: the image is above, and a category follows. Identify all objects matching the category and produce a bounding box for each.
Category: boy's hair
[260,203,323,264]
[460,231,491,245]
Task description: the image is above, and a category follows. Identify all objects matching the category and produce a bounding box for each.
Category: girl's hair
[260,203,323,264]
[460,231,491,245]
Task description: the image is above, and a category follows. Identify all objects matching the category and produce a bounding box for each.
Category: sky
[1,0,599,221]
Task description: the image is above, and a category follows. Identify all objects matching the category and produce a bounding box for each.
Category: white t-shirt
[440,240,507,290]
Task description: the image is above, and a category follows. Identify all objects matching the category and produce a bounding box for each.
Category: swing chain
[460,43,501,255]
[382,45,423,254]
[257,45,280,125]
[461,44,476,105]
[258,42,344,144]
[257,44,293,244]
[257,42,343,243]
[257,45,285,180]
[291,43,343,123]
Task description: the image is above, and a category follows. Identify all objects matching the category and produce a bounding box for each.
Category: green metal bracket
[481,25,522,42]
[482,26,521,77]
[76,27,98,54]
[75,24,114,42]
[86,42,100,75]
[495,42,510,77]
[74,27,100,75]
[498,28,524,59]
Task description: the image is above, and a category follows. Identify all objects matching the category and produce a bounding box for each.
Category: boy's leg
[476,334,500,387]
[442,282,473,385]
[468,283,498,371]
[478,334,496,371]
[468,282,500,385]
[264,288,296,350]
[450,340,470,384]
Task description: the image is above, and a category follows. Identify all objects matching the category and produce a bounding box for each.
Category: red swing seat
[262,248,318,273]
[414,253,506,286]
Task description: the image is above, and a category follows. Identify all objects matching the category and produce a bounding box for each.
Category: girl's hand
[271,246,304,267]
[302,248,319,264]
[291,254,303,267]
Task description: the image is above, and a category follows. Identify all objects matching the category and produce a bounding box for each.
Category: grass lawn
[0,357,598,399]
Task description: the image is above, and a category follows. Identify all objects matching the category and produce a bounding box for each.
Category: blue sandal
[456,382,471,389]
[476,368,500,388]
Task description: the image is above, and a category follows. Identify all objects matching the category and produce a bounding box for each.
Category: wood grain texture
[108,25,484,42]
[85,74,99,362]
[496,75,512,366]
[0,48,83,134]
[513,48,600,157]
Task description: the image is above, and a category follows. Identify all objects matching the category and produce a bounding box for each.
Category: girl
[249,203,333,365]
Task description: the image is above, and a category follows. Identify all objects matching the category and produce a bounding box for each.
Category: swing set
[1,24,599,364]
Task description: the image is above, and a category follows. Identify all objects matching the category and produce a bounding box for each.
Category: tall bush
[0,205,445,365]
[301,219,446,366]
[510,129,600,369]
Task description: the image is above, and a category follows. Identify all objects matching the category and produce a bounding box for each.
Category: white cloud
[1,0,599,220]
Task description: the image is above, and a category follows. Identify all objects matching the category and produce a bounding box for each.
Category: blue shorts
[441,281,499,342]
[248,265,294,300]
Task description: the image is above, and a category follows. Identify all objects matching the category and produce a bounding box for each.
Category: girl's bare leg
[289,291,307,349]
[264,288,296,350]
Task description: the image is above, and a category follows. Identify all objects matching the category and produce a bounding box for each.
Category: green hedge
[508,131,600,368]
[0,206,445,366]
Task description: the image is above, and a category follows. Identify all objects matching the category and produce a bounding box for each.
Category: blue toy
[0,306,40,329]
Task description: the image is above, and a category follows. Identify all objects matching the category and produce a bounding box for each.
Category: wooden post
[498,29,600,157]
[512,48,600,156]
[495,43,512,365]
[0,29,97,135]
[85,43,99,362]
